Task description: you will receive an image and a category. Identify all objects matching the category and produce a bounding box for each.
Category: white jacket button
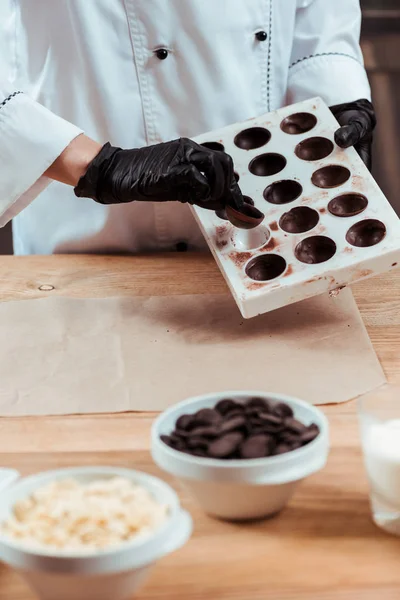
[255,31,268,42]
[155,48,169,60]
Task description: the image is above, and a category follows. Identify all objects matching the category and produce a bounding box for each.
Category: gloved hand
[74,138,244,211]
[330,99,377,171]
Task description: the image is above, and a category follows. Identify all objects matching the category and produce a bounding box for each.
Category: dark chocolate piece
[208,432,244,458]
[273,403,294,419]
[328,193,368,218]
[263,180,303,205]
[234,127,271,150]
[279,207,319,234]
[243,196,255,206]
[300,425,320,444]
[311,165,351,189]
[295,137,334,162]
[193,408,222,426]
[219,415,247,434]
[246,397,271,411]
[240,434,273,459]
[249,153,287,177]
[273,443,292,455]
[281,112,317,135]
[345,219,386,248]
[245,254,287,281]
[176,415,195,431]
[295,236,336,264]
[285,418,306,434]
[215,399,240,415]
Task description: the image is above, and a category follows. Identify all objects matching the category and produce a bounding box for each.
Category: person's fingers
[225,179,245,210]
[334,122,361,148]
[171,163,211,204]
[190,150,227,201]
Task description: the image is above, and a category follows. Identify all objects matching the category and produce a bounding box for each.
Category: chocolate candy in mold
[328,193,368,217]
[234,127,271,150]
[280,112,317,135]
[279,206,319,234]
[201,141,225,152]
[249,153,287,177]
[295,236,337,264]
[263,180,303,205]
[245,254,287,281]
[346,219,386,247]
[311,165,351,189]
[226,202,265,230]
[295,137,334,161]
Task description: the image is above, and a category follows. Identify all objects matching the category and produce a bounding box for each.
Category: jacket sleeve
[287,0,371,107]
[0,91,83,227]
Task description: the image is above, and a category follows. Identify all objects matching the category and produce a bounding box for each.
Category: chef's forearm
[44,134,103,187]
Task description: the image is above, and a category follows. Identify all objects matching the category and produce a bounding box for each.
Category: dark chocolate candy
[208,432,244,458]
[215,399,240,415]
[176,414,195,431]
[240,434,274,459]
[273,403,294,419]
[219,415,247,434]
[193,408,222,426]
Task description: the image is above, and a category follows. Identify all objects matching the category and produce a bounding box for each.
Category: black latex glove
[74,138,244,211]
[330,99,376,171]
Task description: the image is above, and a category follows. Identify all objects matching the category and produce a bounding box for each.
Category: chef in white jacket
[0,0,376,255]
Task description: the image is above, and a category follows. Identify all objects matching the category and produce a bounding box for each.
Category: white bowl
[0,467,192,600]
[152,391,329,521]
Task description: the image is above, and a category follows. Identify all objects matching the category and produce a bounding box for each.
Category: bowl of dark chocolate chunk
[151,392,329,521]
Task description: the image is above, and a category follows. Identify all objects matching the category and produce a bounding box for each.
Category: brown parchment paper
[0,290,385,416]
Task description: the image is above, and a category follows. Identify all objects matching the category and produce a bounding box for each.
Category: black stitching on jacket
[266,0,273,111]
[0,91,22,110]
[289,52,361,69]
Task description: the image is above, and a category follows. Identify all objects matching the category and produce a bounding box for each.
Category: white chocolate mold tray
[191,97,400,318]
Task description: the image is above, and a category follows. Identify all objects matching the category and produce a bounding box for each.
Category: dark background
[0,0,399,254]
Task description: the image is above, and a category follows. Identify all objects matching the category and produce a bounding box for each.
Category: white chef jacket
[0,0,371,255]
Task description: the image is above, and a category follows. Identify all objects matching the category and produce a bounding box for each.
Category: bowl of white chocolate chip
[0,467,192,600]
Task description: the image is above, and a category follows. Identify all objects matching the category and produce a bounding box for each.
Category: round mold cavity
[263,180,303,205]
[233,227,270,251]
[328,193,368,217]
[295,137,334,162]
[311,165,351,189]
[245,254,287,281]
[295,236,337,264]
[249,153,287,177]
[234,127,271,150]
[279,207,319,234]
[201,141,225,152]
[345,219,386,248]
[280,113,318,135]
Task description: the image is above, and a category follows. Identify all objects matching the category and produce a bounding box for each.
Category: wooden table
[0,254,399,600]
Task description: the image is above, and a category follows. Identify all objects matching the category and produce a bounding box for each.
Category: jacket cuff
[287,54,371,107]
[0,92,83,226]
